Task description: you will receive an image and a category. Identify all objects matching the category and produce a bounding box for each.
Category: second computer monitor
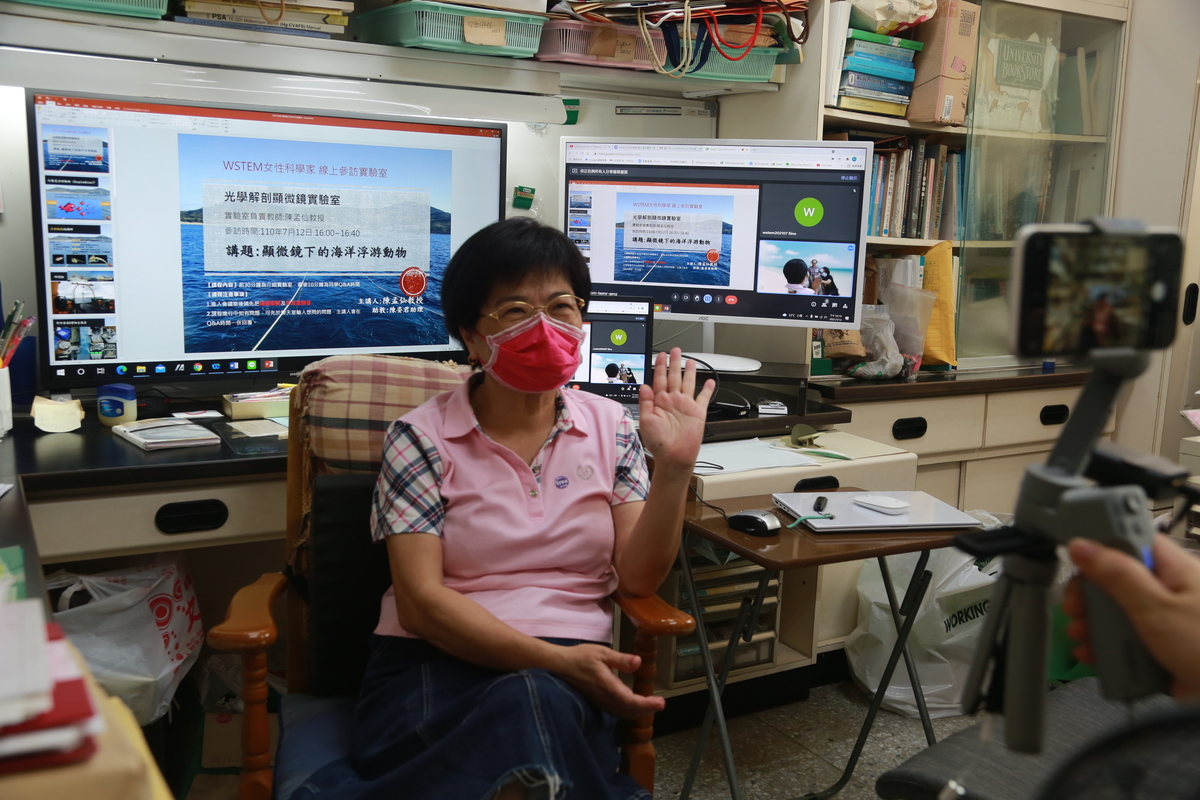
[561,137,872,331]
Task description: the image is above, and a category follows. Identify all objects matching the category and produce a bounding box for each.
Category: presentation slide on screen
[42,125,110,173]
[178,134,452,354]
[573,182,760,290]
[36,94,502,370]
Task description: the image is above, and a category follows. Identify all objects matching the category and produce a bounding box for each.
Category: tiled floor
[652,681,978,800]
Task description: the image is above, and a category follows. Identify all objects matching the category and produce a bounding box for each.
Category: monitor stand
[680,321,763,373]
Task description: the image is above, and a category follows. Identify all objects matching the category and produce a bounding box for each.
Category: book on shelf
[869,153,885,236]
[881,152,898,237]
[823,0,855,109]
[846,39,916,63]
[112,418,222,450]
[184,11,344,31]
[835,94,908,118]
[183,0,348,22]
[929,143,949,238]
[839,86,911,105]
[904,136,926,239]
[846,27,923,51]
[843,54,917,82]
[891,147,911,239]
[173,14,332,36]
[939,151,961,240]
[1056,46,1100,135]
[840,70,912,97]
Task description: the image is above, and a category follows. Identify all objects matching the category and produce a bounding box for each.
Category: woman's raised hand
[636,348,716,472]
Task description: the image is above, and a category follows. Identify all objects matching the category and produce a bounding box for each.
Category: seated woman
[818,266,840,296]
[296,217,714,800]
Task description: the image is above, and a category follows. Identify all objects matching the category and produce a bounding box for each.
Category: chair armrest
[208,573,288,653]
[613,590,695,637]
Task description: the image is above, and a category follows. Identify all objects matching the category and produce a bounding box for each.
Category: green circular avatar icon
[610,328,628,346]
[794,197,824,227]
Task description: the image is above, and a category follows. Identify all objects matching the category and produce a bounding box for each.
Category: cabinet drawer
[983,386,1110,448]
[838,395,986,457]
[31,478,287,562]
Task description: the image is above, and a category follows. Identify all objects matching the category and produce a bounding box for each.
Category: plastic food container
[6,0,166,17]
[535,20,666,70]
[354,0,546,58]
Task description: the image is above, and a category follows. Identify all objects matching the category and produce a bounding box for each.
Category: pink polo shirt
[370,376,649,644]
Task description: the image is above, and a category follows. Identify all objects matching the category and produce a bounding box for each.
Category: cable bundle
[552,0,807,77]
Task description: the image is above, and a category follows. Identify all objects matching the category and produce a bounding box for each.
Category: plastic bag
[45,554,203,725]
[847,304,903,379]
[844,548,1001,717]
[849,0,937,35]
[886,283,937,378]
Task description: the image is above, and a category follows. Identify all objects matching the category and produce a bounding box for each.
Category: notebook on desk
[772,491,981,533]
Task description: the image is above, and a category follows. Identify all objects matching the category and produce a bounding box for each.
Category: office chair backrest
[287,355,468,693]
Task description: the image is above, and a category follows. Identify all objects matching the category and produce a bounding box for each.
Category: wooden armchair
[208,355,695,800]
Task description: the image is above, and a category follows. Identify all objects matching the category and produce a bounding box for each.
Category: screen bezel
[558,135,872,331]
[26,88,507,391]
[1012,224,1183,356]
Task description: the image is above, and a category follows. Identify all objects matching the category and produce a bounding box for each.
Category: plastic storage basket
[669,45,782,82]
[355,0,546,58]
[535,20,666,70]
[7,0,166,18]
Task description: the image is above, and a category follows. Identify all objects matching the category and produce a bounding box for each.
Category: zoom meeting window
[564,140,870,328]
[568,297,653,409]
[30,93,504,387]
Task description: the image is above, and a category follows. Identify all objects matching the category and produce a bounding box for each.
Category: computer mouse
[726,509,782,537]
[853,494,910,515]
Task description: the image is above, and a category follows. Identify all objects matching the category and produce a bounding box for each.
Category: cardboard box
[221,395,290,419]
[907,0,980,126]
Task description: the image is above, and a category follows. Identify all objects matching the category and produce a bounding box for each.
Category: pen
[1,317,34,368]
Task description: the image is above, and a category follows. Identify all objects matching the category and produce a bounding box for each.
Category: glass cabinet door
[957,2,1123,361]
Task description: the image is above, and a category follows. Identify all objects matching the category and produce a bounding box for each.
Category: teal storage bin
[7,0,166,17]
[671,46,782,82]
[355,0,545,58]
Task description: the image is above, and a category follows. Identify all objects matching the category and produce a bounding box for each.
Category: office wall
[0,86,37,324]
[1109,0,1200,457]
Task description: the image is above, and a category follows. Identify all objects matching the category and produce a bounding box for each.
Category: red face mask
[481,313,585,393]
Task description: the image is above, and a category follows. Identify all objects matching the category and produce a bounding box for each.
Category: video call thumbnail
[756,240,855,297]
[590,354,645,385]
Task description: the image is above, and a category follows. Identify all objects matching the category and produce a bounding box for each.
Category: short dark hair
[782,259,808,283]
[440,217,591,346]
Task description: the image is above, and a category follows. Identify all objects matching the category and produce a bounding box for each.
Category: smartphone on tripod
[1010,225,1183,356]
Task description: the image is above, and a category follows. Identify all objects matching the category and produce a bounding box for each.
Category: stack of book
[0,601,102,776]
[852,132,963,241]
[824,2,923,118]
[174,0,351,39]
[112,418,222,450]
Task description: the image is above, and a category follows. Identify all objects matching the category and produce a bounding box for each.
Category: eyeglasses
[479,295,586,328]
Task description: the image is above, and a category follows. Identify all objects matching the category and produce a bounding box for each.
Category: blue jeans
[292,635,652,800]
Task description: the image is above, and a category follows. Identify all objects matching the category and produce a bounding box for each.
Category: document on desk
[695,438,819,475]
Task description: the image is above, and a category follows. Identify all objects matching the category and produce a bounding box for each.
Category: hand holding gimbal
[955,220,1186,753]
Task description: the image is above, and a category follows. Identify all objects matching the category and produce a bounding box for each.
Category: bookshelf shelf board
[866,236,955,248]
[823,108,968,137]
[960,240,1014,249]
[969,127,1107,144]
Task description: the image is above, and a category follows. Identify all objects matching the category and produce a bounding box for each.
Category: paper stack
[0,601,103,776]
[174,0,351,39]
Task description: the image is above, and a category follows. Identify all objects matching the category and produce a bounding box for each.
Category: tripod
[955,349,1183,752]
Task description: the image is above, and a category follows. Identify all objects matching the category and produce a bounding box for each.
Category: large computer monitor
[560,137,872,370]
[27,91,506,391]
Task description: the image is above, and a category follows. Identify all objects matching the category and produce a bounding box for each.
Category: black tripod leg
[878,553,936,746]
[799,565,935,800]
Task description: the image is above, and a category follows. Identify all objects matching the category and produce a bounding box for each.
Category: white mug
[0,367,11,440]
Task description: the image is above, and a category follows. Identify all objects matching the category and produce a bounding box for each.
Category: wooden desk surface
[683,492,965,570]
